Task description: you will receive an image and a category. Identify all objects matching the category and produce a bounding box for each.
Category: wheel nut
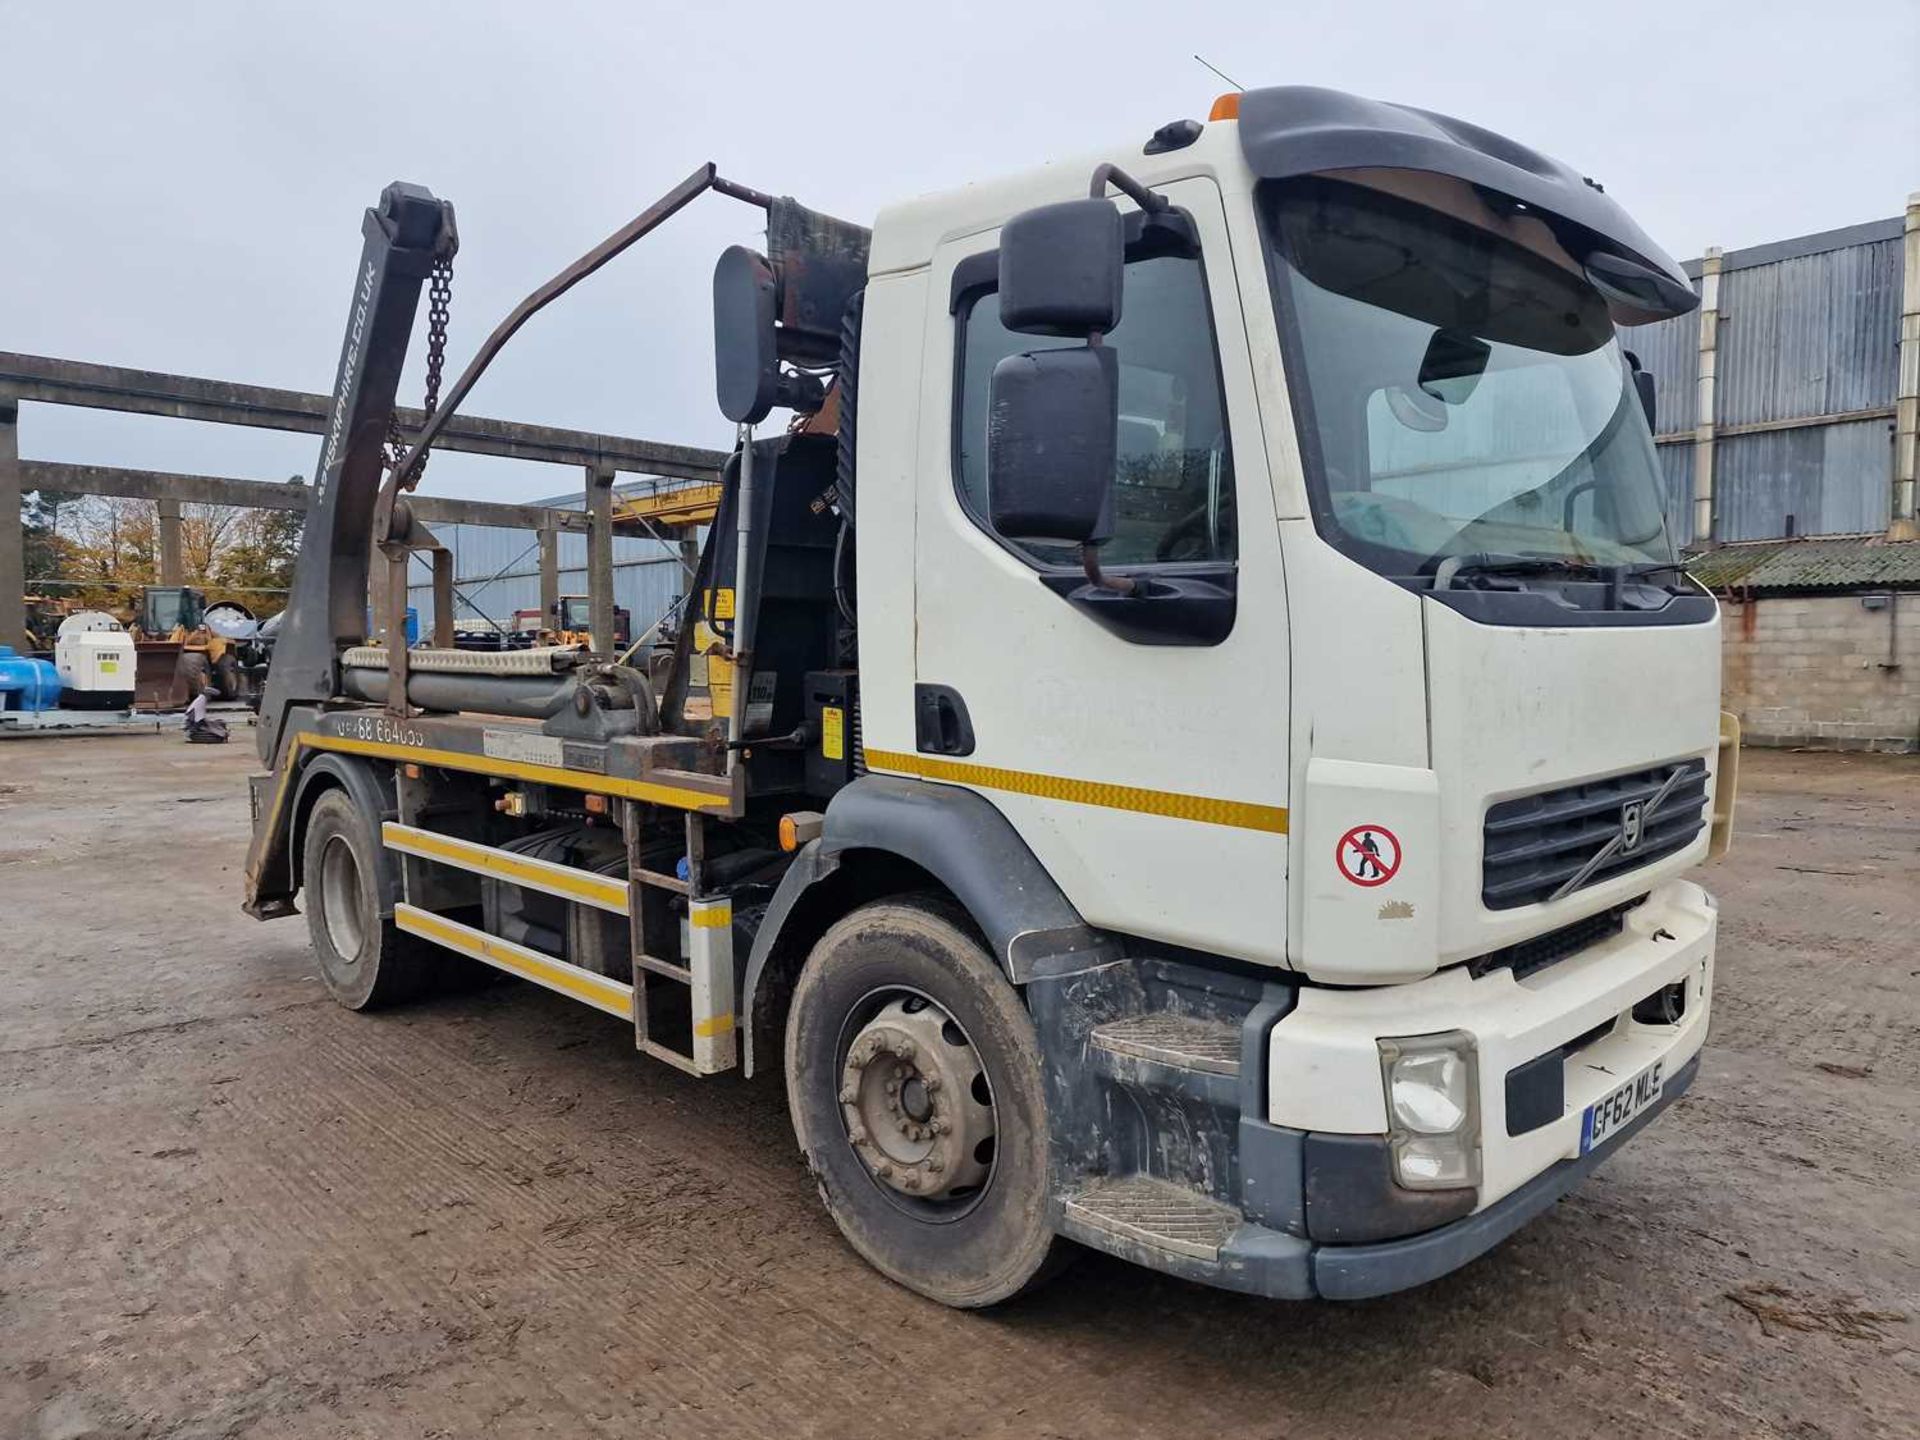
[897,1040,917,1060]
[932,1118,949,1135]
[924,1077,942,1093]
[849,1125,867,1144]
[928,1158,944,1173]
[901,1174,921,1191]
[875,1163,892,1178]
[839,1087,857,1105]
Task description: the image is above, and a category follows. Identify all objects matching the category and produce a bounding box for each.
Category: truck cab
[839,91,1729,1289]
[246,85,1734,1309]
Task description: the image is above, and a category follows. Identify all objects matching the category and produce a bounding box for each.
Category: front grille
[1482,759,1709,910]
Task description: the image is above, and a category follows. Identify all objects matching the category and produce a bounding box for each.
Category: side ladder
[381,802,736,1075]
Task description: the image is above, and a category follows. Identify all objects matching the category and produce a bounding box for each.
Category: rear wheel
[301,789,433,1009]
[785,896,1064,1308]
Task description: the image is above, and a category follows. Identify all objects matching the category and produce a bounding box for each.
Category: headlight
[1378,1031,1480,1190]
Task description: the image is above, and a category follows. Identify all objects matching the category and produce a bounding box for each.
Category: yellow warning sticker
[100,660,119,673]
[821,705,845,761]
[710,587,736,620]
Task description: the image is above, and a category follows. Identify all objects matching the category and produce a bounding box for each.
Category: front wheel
[784,896,1065,1307]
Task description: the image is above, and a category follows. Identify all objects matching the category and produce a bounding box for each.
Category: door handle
[914,684,975,756]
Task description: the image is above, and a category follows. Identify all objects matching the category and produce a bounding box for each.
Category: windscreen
[1264,178,1674,578]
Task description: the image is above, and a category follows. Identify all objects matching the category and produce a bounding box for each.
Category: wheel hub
[840,997,995,1202]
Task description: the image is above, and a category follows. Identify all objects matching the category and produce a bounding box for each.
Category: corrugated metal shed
[1630,214,1908,547]
[1716,238,1903,426]
[1715,420,1895,540]
[1687,536,1920,591]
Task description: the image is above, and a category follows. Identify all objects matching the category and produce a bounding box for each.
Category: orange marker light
[778,814,800,852]
[1208,92,1240,122]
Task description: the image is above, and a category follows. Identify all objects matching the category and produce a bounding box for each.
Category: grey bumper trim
[1310,1053,1699,1300]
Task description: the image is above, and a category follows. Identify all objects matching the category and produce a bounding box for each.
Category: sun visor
[1235,87,1698,323]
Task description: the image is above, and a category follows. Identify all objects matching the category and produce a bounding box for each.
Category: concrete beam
[0,402,21,650]
[0,352,727,481]
[18,461,591,533]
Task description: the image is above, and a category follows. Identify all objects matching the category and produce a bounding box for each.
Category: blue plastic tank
[364,606,421,646]
[0,646,63,712]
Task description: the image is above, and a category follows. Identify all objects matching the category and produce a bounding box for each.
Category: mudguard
[289,752,402,917]
[738,774,1118,1075]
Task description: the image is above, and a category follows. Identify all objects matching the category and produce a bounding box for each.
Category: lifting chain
[385,256,454,489]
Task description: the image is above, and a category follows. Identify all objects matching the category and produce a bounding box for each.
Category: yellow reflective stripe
[689,903,733,929]
[383,823,629,914]
[694,1012,736,1038]
[396,904,632,1018]
[305,732,732,811]
[863,749,1288,835]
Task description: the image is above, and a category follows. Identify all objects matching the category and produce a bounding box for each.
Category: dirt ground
[0,731,1914,1440]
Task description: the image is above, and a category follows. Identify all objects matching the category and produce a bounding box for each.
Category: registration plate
[1580,1059,1665,1154]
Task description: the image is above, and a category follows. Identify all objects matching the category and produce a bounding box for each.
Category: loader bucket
[133,641,190,711]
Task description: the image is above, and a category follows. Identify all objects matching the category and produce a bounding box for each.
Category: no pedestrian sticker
[1336,824,1402,887]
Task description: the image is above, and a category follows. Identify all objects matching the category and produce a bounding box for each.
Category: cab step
[1089,1013,1241,1075]
[1063,1175,1241,1262]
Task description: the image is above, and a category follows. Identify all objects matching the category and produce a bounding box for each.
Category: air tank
[0,646,63,712]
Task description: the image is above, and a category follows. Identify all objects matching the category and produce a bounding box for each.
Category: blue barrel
[0,646,63,712]
[365,607,421,646]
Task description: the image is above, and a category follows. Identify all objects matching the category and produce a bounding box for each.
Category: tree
[213,508,303,612]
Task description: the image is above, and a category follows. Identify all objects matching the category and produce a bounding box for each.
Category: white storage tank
[55,612,136,710]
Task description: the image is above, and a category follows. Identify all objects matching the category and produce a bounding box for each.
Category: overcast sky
[5,0,1916,505]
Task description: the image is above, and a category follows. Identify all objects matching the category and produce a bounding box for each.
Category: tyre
[176,651,212,703]
[212,650,242,701]
[300,789,433,1009]
[785,895,1064,1307]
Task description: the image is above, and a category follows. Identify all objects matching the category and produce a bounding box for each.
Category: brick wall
[1720,592,1920,752]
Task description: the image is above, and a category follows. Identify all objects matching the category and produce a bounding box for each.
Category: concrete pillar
[680,534,700,596]
[537,524,559,630]
[1691,247,1724,547]
[156,497,185,585]
[0,400,22,650]
[586,464,616,655]
[1892,192,1920,541]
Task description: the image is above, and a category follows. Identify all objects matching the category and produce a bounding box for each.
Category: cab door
[899,176,1291,964]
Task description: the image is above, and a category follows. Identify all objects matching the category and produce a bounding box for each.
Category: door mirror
[999,199,1124,337]
[987,345,1118,543]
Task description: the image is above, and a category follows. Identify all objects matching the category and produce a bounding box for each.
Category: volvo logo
[1619,800,1646,854]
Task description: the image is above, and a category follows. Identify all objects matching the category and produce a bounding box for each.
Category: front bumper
[1119,1053,1697,1301]
[1039,879,1715,1301]
[1267,878,1715,1209]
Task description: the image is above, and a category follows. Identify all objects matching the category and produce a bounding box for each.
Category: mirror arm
[1081,543,1136,596]
[1089,163,1170,215]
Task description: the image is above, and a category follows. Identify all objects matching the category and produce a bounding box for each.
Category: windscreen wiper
[1431,553,1598,590]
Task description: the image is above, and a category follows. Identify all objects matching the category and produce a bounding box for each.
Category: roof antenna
[1193,54,1245,91]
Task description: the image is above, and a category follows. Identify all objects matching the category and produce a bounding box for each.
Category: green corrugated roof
[1686,536,1920,592]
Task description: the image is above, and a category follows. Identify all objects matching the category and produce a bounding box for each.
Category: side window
[956,252,1236,567]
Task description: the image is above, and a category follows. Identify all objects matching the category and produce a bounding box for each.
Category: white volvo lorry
[244,85,1738,1307]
